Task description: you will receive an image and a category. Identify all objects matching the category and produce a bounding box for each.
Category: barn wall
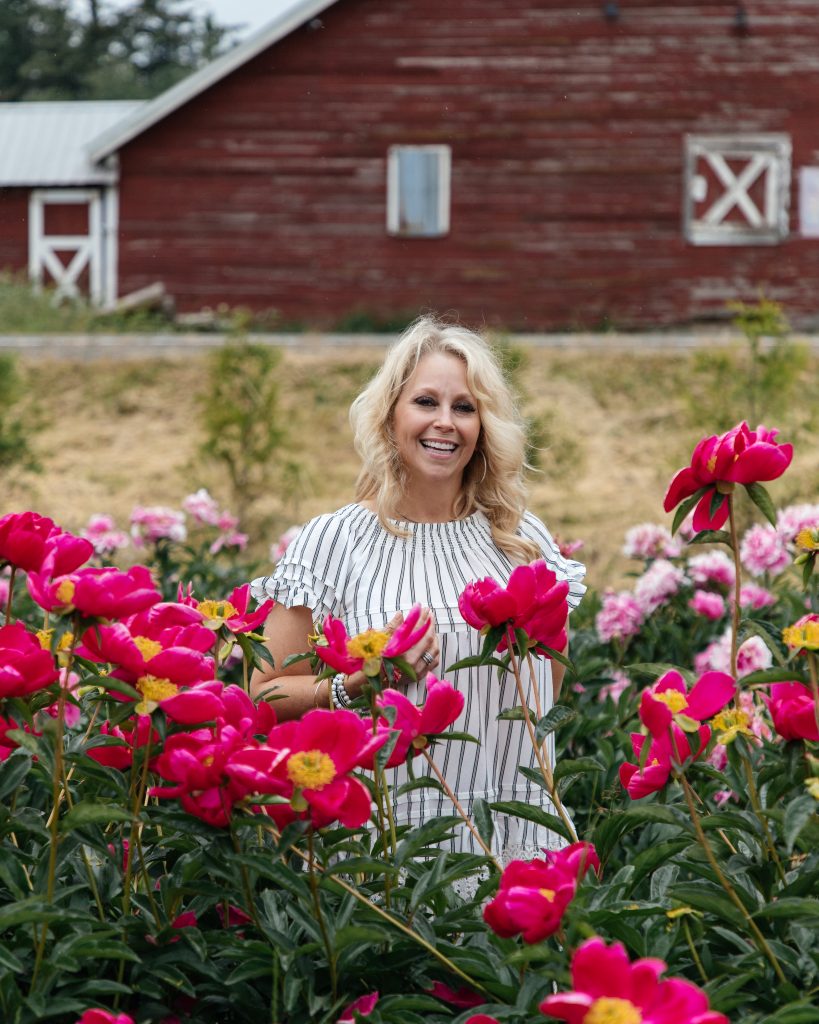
[0,190,30,276]
[116,0,819,329]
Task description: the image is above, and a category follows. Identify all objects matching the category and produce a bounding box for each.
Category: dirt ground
[5,342,818,589]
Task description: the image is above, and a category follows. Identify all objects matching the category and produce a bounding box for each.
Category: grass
[3,341,818,588]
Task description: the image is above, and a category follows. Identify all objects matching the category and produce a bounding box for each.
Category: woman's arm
[249,603,439,720]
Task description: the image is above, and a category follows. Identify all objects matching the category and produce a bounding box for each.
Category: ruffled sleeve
[519,511,587,610]
[250,509,355,622]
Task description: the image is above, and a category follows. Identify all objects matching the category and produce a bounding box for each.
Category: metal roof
[0,101,143,186]
[87,0,338,162]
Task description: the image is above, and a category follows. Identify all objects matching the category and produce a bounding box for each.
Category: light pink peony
[777,502,819,543]
[634,559,687,615]
[740,524,790,578]
[739,583,777,610]
[182,488,221,526]
[687,550,735,589]
[598,669,631,704]
[271,524,302,563]
[622,523,682,561]
[689,589,726,621]
[82,514,130,557]
[694,631,772,678]
[596,591,644,643]
[209,530,249,555]
[130,506,187,546]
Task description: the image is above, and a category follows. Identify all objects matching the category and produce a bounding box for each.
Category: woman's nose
[433,407,454,429]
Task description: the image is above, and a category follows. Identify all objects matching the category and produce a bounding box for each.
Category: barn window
[387,145,451,237]
[683,134,791,245]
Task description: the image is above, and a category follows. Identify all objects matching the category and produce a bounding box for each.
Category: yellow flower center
[133,635,163,660]
[652,689,688,713]
[666,905,696,920]
[706,454,718,474]
[56,579,76,605]
[347,629,391,660]
[135,674,179,714]
[538,887,556,902]
[198,599,239,624]
[584,997,643,1024]
[805,778,819,801]
[57,631,74,652]
[712,708,752,744]
[286,750,337,791]
[795,527,819,552]
[37,629,54,650]
[783,621,819,651]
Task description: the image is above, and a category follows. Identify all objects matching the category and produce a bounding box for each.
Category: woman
[249,316,585,860]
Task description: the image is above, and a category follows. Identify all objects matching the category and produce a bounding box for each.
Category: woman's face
[391,352,481,490]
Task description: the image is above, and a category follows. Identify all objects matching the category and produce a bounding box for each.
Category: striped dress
[250,503,586,861]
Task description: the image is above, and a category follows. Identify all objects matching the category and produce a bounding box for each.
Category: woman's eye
[414,396,436,407]
[455,403,476,414]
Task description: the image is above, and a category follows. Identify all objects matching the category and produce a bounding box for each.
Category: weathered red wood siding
[0,190,30,275]
[116,0,819,329]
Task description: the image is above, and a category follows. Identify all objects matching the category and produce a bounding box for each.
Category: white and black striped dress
[250,503,586,860]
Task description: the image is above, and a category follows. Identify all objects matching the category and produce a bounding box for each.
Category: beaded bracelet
[331,672,354,709]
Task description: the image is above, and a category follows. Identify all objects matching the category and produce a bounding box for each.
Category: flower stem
[525,649,544,722]
[308,828,338,1001]
[682,916,709,985]
[506,628,577,842]
[421,749,501,869]
[680,774,786,984]
[727,494,742,685]
[4,566,15,624]
[807,651,819,738]
[738,747,787,884]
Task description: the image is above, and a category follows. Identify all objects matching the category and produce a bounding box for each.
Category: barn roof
[87,0,339,163]
[0,101,143,186]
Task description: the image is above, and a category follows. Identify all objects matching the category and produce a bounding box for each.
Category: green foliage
[0,354,39,474]
[198,338,285,522]
[0,0,233,102]
[333,309,418,334]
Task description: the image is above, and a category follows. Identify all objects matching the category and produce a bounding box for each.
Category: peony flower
[194,584,273,634]
[76,1012,135,1024]
[338,992,379,1022]
[130,505,187,546]
[27,564,162,620]
[689,589,726,621]
[620,725,710,799]
[0,511,92,576]
[595,591,644,644]
[687,550,735,589]
[81,514,130,557]
[622,523,682,561]
[78,622,215,690]
[316,604,431,677]
[0,623,60,698]
[634,559,687,615]
[782,613,819,652]
[483,842,599,943]
[271,524,302,563]
[376,676,464,766]
[259,709,387,829]
[694,631,772,678]
[777,502,819,543]
[428,981,484,1008]
[640,670,736,738]
[87,716,158,770]
[540,936,728,1024]
[739,583,776,610]
[664,421,793,532]
[459,561,569,654]
[598,669,631,704]
[182,488,220,526]
[765,682,819,741]
[209,530,249,555]
[740,524,790,577]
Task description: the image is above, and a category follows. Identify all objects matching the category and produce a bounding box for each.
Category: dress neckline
[353,502,486,531]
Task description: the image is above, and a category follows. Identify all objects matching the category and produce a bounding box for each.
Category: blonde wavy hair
[349,315,539,564]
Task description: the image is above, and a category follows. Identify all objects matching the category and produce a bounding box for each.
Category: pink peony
[209,530,249,555]
[182,488,221,526]
[622,523,682,561]
[28,564,162,620]
[0,511,92,576]
[130,505,187,546]
[598,669,631,704]
[694,631,772,679]
[765,682,819,741]
[664,421,793,532]
[81,514,130,557]
[740,524,790,578]
[540,936,728,1024]
[595,591,644,643]
[76,1012,135,1024]
[639,670,736,739]
[0,623,60,698]
[271,524,302,563]
[338,992,379,1022]
[739,583,776,610]
[484,842,599,943]
[777,502,819,543]
[428,981,484,1008]
[634,559,687,615]
[620,724,710,799]
[689,589,726,621]
[376,676,464,766]
[687,550,735,589]
[316,604,431,676]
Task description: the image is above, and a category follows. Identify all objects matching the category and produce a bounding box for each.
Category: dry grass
[5,342,818,588]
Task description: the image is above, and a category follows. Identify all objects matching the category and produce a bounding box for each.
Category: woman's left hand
[391,607,440,684]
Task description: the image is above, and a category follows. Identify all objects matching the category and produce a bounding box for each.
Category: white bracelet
[331,672,353,709]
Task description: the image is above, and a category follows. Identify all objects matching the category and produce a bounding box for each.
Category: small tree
[199,338,284,523]
[0,354,40,476]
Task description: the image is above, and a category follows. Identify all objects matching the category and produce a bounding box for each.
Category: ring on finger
[421,651,435,667]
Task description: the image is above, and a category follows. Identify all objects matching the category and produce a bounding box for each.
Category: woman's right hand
[387,607,440,684]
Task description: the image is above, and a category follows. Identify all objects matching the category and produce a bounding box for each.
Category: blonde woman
[250,316,586,859]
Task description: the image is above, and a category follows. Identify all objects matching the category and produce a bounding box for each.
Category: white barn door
[28,188,118,305]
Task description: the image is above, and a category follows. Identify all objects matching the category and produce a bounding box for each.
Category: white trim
[102,185,120,306]
[87,0,340,163]
[28,188,108,304]
[386,145,451,237]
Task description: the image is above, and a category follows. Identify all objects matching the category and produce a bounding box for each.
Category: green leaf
[0,751,32,801]
[755,897,819,921]
[281,649,311,669]
[431,730,479,744]
[60,803,134,832]
[626,662,695,684]
[783,795,816,853]
[745,481,778,528]
[758,1001,819,1023]
[553,757,604,783]
[535,704,579,743]
[472,796,494,848]
[374,729,400,773]
[689,529,733,547]
[740,667,808,686]
[671,487,707,536]
[446,655,487,672]
[497,705,535,722]
[489,800,574,842]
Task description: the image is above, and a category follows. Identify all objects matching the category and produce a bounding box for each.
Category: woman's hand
[387,607,440,685]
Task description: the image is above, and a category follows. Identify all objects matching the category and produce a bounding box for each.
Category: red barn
[4,0,819,329]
